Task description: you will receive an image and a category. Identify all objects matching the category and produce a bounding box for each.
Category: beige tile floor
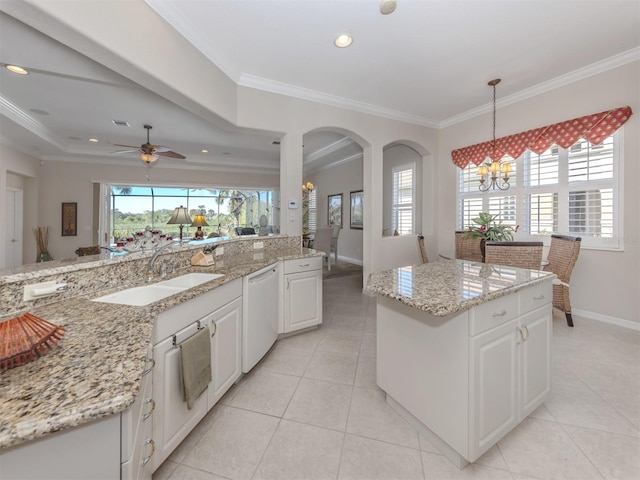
[153,274,640,480]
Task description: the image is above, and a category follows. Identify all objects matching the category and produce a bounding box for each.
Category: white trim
[337,255,363,266]
[573,308,640,331]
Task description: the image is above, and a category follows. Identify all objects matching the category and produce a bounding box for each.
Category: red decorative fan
[0,313,66,371]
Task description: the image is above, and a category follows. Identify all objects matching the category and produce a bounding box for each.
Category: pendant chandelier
[478,79,512,191]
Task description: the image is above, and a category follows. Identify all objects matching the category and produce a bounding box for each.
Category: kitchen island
[367,260,555,468]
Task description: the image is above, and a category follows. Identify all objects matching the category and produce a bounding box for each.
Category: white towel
[180,326,212,410]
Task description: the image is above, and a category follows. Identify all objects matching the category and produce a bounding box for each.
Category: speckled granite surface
[366,259,555,317]
[0,240,321,451]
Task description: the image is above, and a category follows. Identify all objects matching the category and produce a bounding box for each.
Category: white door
[207,297,243,408]
[152,322,208,471]
[469,319,519,461]
[5,188,23,268]
[519,307,552,417]
[284,270,322,333]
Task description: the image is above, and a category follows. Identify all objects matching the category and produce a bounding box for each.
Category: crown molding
[439,47,640,128]
[238,73,441,128]
[304,137,355,164]
[305,151,363,175]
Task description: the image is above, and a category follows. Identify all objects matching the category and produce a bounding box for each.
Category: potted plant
[464,213,517,259]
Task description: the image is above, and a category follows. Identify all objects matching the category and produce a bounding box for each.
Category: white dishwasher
[242,262,280,372]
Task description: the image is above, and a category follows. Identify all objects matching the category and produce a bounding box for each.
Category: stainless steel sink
[92,272,224,306]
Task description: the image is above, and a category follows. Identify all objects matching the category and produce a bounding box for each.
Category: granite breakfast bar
[367,259,555,468]
[0,235,323,478]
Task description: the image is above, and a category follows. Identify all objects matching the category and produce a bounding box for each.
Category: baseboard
[336,255,363,266]
[573,308,640,331]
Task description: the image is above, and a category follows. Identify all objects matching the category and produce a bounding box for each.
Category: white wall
[0,144,40,267]
[438,62,640,326]
[307,158,364,264]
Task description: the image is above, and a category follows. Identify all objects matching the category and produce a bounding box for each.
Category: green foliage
[464,212,516,241]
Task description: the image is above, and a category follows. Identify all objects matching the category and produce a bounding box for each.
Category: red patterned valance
[452,106,633,169]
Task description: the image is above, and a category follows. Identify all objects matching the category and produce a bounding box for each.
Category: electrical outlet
[253,252,264,261]
[215,246,224,256]
[289,211,296,222]
[253,241,264,249]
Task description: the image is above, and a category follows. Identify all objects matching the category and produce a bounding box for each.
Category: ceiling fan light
[335,34,353,48]
[141,153,159,164]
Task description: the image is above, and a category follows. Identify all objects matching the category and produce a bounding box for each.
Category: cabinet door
[469,319,519,462]
[152,328,208,471]
[283,270,322,333]
[208,297,243,408]
[519,306,552,418]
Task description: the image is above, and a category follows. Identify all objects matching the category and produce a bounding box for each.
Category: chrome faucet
[146,241,179,282]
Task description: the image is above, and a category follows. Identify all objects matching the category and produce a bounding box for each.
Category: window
[457,132,621,249]
[303,188,317,234]
[108,186,275,241]
[392,164,415,235]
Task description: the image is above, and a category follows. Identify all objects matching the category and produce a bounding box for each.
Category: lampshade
[167,206,192,226]
[190,214,209,227]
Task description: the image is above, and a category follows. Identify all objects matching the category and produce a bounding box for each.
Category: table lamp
[167,205,192,241]
[190,214,209,240]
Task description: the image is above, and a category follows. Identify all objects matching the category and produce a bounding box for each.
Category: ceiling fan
[112,125,186,164]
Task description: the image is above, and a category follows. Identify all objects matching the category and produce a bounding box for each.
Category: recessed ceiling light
[112,120,129,127]
[201,149,208,153]
[6,65,28,75]
[89,138,99,143]
[334,34,353,48]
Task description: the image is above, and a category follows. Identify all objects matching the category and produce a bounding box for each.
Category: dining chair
[330,225,340,263]
[543,234,582,327]
[455,231,483,262]
[312,227,333,271]
[417,235,429,263]
[484,241,544,270]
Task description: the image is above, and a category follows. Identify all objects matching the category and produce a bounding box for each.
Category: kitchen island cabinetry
[281,256,322,333]
[369,260,554,468]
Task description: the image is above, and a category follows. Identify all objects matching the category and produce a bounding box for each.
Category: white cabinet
[151,278,243,471]
[469,301,551,460]
[0,413,121,480]
[207,296,243,407]
[377,278,553,467]
[282,257,322,333]
[122,353,155,480]
[152,320,209,471]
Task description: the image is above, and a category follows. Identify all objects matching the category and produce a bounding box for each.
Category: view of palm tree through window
[110,186,275,241]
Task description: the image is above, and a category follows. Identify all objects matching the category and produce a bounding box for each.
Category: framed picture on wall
[61,202,77,236]
[328,193,342,226]
[350,190,363,229]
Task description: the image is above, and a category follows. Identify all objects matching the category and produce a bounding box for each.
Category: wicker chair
[543,235,582,327]
[417,235,429,263]
[484,241,544,270]
[455,231,483,262]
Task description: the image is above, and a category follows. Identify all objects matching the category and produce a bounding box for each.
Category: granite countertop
[0,246,322,451]
[366,259,555,317]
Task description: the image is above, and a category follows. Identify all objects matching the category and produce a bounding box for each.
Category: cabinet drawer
[284,256,322,274]
[519,281,552,315]
[469,293,519,337]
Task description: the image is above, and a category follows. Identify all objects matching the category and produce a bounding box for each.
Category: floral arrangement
[464,212,517,241]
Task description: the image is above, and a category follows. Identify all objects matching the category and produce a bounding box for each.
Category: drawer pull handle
[210,321,217,337]
[516,325,524,343]
[142,357,155,377]
[142,438,155,465]
[299,263,310,267]
[533,294,545,300]
[143,398,155,421]
[522,325,530,340]
[492,309,507,317]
